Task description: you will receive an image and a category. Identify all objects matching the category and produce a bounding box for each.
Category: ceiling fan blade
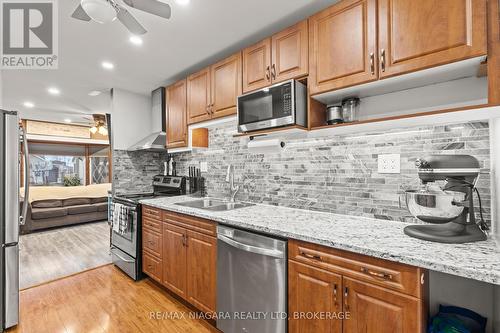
[123,0,171,19]
[117,7,147,35]
[71,4,92,21]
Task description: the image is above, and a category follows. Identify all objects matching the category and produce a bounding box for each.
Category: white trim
[26,134,109,145]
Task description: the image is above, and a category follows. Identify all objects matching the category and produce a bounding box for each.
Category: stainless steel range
[111,175,186,280]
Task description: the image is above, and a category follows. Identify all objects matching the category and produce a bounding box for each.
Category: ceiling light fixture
[64,119,72,123]
[88,90,102,96]
[48,87,61,95]
[90,115,108,136]
[175,0,190,5]
[101,61,114,70]
[81,0,117,24]
[129,35,143,46]
[23,101,35,108]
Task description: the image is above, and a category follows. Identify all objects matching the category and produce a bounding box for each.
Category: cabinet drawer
[289,240,425,298]
[143,206,162,220]
[143,230,162,258]
[163,210,216,236]
[143,253,162,283]
[143,217,161,234]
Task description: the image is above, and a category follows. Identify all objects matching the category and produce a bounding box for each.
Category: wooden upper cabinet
[186,230,217,314]
[378,0,487,78]
[187,68,211,124]
[271,20,309,83]
[289,261,343,333]
[166,80,188,148]
[242,38,272,93]
[211,52,242,119]
[162,223,187,298]
[343,277,422,333]
[309,0,378,95]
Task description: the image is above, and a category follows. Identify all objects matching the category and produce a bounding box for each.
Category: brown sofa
[20,184,111,234]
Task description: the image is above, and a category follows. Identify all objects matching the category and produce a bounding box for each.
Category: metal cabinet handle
[206,105,211,115]
[380,49,386,72]
[360,267,393,280]
[300,251,322,261]
[266,65,270,81]
[370,52,375,74]
[333,284,338,306]
[271,64,276,80]
[210,103,214,114]
[182,234,188,247]
[344,287,349,311]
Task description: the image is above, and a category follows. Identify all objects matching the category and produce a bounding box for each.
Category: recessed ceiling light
[64,118,72,123]
[129,35,143,46]
[101,61,114,70]
[23,101,35,108]
[176,0,190,5]
[47,87,61,95]
[88,90,102,96]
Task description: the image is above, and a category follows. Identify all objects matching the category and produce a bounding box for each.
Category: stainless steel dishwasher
[217,225,287,333]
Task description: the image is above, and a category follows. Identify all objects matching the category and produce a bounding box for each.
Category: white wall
[491,117,500,333]
[111,88,152,150]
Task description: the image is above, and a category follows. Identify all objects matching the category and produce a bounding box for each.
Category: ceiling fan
[71,0,171,35]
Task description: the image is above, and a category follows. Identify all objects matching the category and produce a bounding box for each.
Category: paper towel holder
[249,135,285,148]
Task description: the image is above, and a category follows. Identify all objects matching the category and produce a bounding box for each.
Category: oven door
[237,80,295,132]
[110,202,137,258]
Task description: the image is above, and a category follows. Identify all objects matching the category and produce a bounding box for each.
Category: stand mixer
[403,155,488,243]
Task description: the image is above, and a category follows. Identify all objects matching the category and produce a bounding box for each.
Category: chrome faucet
[225,164,239,203]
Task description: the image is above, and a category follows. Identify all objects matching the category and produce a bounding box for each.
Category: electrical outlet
[200,161,208,172]
[378,154,400,174]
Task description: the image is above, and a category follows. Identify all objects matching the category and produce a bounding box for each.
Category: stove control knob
[415,159,429,169]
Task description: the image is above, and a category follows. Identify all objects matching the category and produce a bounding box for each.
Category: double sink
[175,198,254,211]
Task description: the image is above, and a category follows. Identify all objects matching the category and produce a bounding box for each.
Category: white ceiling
[1,0,338,125]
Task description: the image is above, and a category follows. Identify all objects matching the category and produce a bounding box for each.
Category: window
[89,146,110,184]
[27,142,110,186]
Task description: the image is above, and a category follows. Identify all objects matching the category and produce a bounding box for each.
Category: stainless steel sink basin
[174,199,254,211]
[205,202,255,211]
[175,199,226,209]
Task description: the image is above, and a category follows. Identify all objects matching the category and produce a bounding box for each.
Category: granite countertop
[140,195,500,285]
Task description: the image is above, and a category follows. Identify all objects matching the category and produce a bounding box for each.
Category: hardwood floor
[19,222,112,289]
[8,264,218,333]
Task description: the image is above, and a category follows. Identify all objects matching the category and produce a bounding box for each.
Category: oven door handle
[110,247,135,263]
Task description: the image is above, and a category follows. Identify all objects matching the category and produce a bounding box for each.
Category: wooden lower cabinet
[289,261,343,333]
[186,230,217,313]
[162,223,188,298]
[288,240,427,333]
[143,209,217,315]
[343,277,422,333]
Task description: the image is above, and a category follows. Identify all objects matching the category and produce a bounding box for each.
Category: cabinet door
[309,0,377,95]
[288,261,342,333]
[186,230,217,313]
[378,0,487,78]
[166,80,188,148]
[187,68,212,124]
[162,223,187,298]
[242,38,271,93]
[271,20,309,83]
[211,52,242,119]
[343,277,422,333]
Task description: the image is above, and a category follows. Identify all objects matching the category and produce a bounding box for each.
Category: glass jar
[341,97,360,123]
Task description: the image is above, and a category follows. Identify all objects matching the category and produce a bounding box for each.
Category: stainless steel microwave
[237,79,307,133]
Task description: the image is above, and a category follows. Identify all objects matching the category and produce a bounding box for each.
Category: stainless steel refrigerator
[0,109,27,330]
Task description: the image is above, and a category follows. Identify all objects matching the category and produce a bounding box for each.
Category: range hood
[128,87,167,152]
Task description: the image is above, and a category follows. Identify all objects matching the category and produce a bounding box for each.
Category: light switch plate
[200,161,208,172]
[378,154,400,174]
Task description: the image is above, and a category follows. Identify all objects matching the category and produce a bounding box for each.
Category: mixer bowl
[405,190,466,224]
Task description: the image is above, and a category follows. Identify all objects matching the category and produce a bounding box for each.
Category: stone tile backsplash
[112,150,168,194]
[174,119,491,226]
